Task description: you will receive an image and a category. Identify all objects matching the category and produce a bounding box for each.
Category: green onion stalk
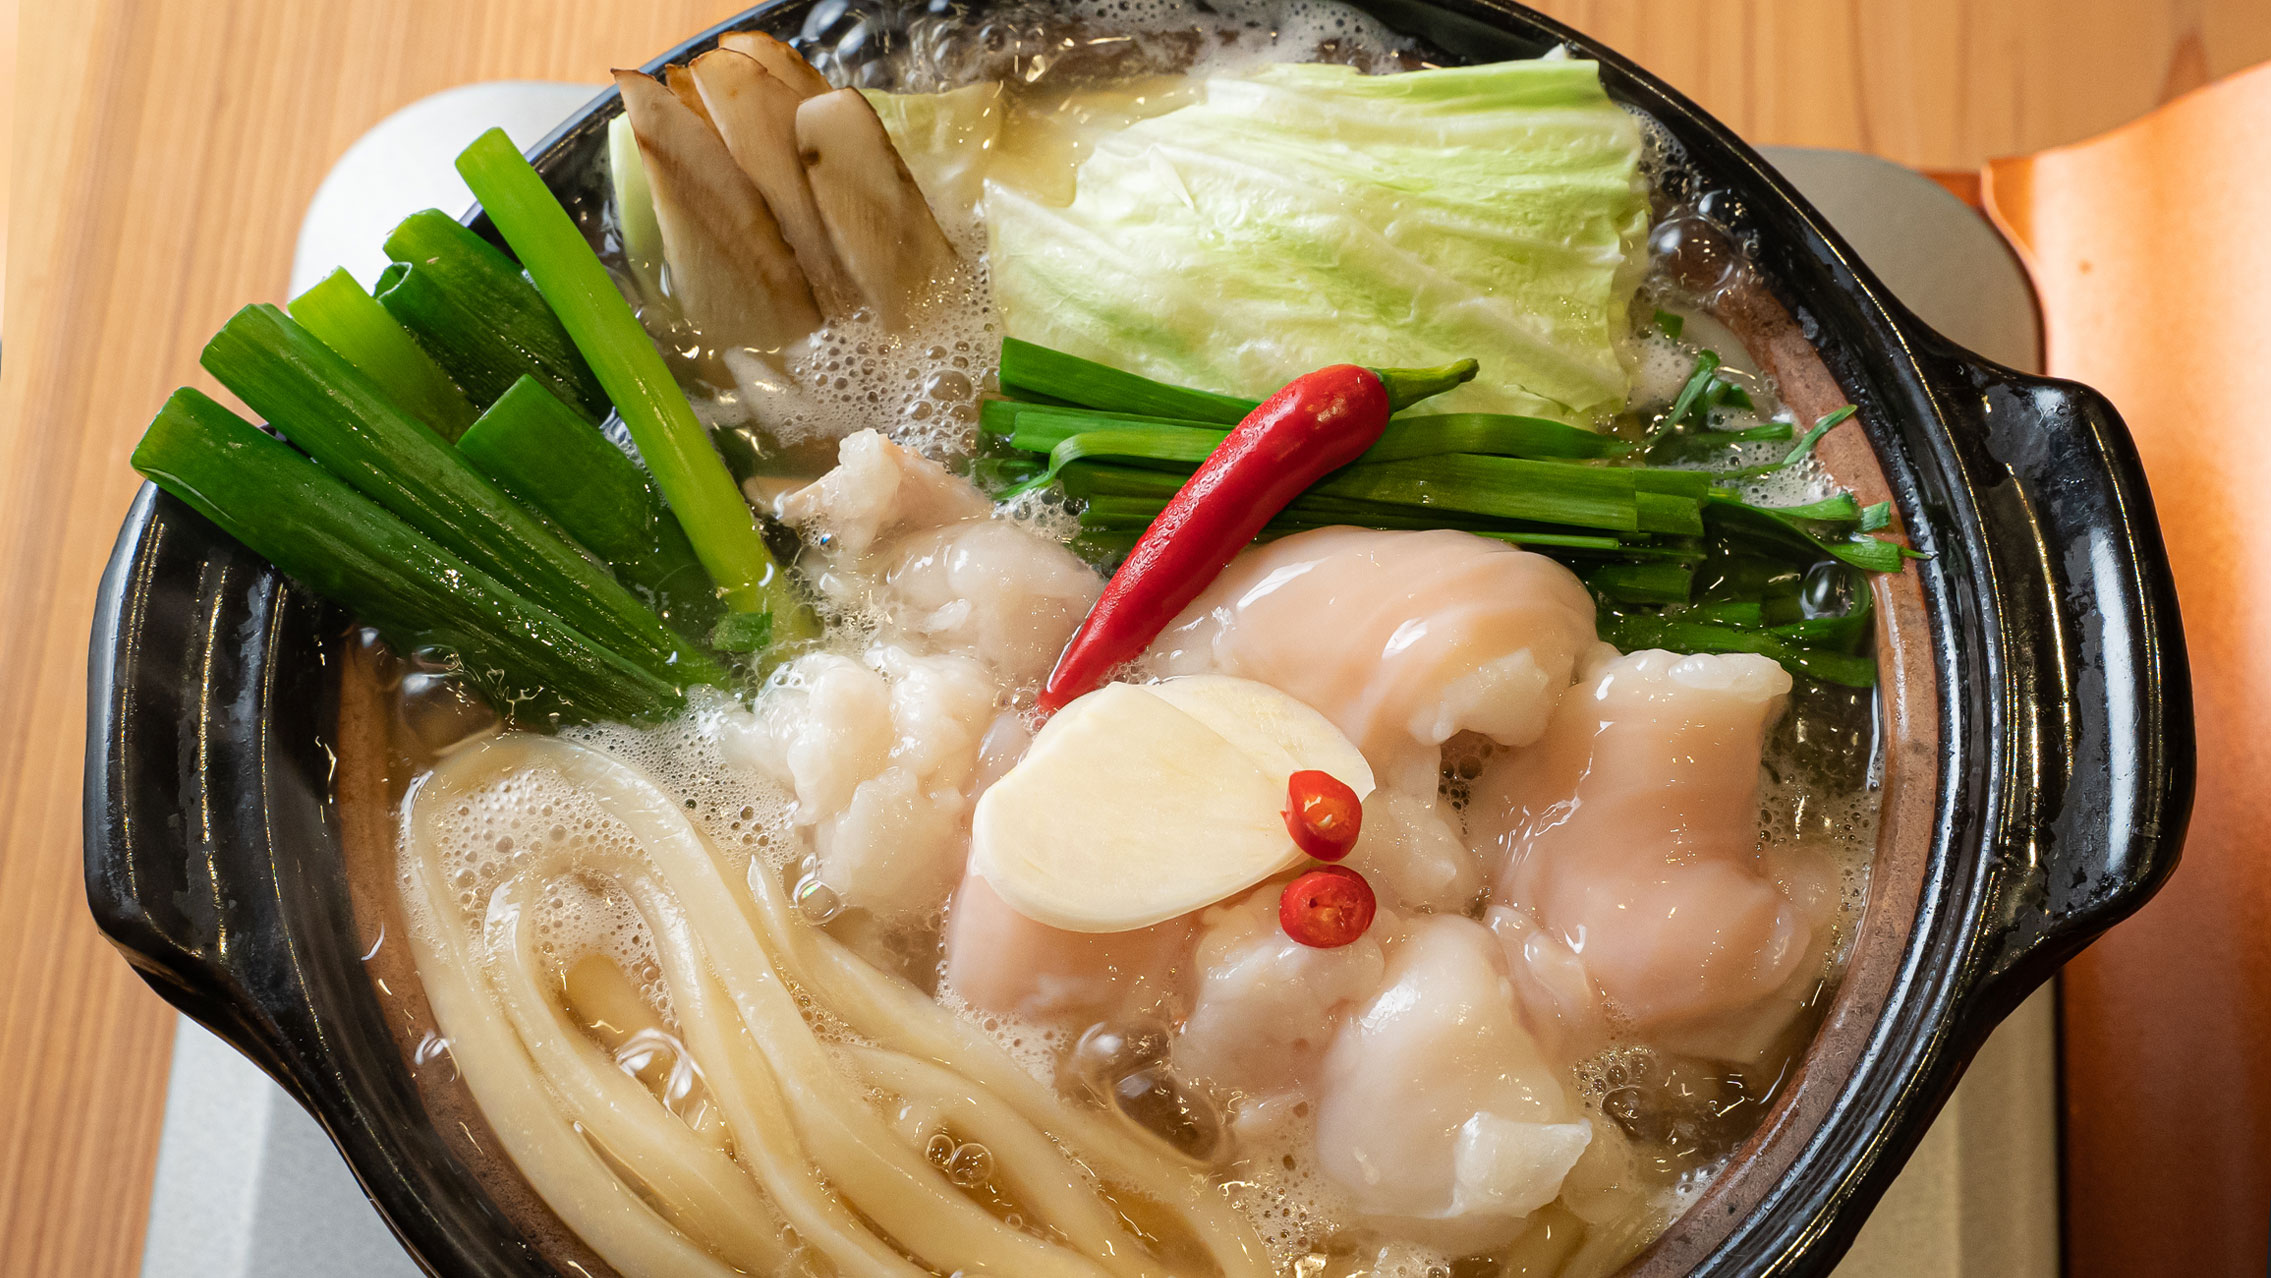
[456,128,819,647]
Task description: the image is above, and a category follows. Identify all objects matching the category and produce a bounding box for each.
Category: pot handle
[1919,345,2193,1008]
[85,484,330,1069]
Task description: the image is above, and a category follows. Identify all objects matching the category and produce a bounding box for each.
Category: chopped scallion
[456,376,724,643]
[133,389,682,723]
[377,210,611,421]
[288,268,479,440]
[456,127,818,648]
[200,304,725,691]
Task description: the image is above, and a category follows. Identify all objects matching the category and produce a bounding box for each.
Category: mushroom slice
[795,88,960,328]
[614,69,820,352]
[662,62,716,127]
[691,49,861,318]
[716,30,832,99]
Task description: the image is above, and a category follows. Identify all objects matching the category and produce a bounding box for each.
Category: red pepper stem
[1367,358,1480,413]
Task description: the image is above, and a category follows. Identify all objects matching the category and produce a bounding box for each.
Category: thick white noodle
[480,873,796,1273]
[848,1046,1170,1278]
[480,825,915,1277]
[628,875,936,1278]
[399,773,748,1278]
[744,855,1276,1278]
[529,738,1117,1278]
[407,733,1230,1278]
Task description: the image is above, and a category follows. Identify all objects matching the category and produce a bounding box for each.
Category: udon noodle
[404,732,1276,1277]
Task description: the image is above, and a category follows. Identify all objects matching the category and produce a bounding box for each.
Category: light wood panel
[1533,0,2271,170]
[0,4,2262,1277]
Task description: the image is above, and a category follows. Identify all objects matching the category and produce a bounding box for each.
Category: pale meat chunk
[1174,887,1390,1103]
[1472,649,1830,1053]
[775,428,990,557]
[722,645,998,922]
[1148,527,1598,795]
[1343,787,1482,914]
[1315,915,1592,1253]
[939,870,1193,1026]
[877,519,1101,687]
[779,430,1100,685]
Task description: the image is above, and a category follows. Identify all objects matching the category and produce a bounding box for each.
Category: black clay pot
[85,1,2193,1274]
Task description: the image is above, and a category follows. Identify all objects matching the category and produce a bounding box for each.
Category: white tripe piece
[777,429,1103,688]
[719,643,999,923]
[1148,526,1600,796]
[1343,787,1482,914]
[1313,915,1593,1254]
[1175,886,1392,1102]
[1471,649,1830,1062]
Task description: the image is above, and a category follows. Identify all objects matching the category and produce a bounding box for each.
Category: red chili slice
[1283,769,1363,862]
[1279,865,1378,948]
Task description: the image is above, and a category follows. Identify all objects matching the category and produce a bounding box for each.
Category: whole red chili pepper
[1037,358,1477,714]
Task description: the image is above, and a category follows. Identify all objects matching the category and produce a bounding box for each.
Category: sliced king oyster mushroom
[716,30,833,99]
[795,88,960,329]
[690,49,862,319]
[614,69,820,353]
[662,63,716,127]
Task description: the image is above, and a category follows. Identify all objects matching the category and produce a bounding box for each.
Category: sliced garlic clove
[972,676,1376,933]
[1140,675,1375,800]
[972,683,1296,933]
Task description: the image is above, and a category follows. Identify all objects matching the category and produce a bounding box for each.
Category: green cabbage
[863,83,1003,219]
[982,59,1649,422]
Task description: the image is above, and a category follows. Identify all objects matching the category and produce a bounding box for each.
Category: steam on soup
[128,1,1902,1274]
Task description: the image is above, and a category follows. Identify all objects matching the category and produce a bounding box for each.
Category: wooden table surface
[2,2,2265,1275]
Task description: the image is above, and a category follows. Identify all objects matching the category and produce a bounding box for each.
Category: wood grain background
[2,2,2265,1276]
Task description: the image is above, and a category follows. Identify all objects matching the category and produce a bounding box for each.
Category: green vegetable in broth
[377,209,613,421]
[456,376,724,644]
[456,127,819,647]
[200,303,724,692]
[984,338,1902,685]
[288,267,480,440]
[132,389,683,723]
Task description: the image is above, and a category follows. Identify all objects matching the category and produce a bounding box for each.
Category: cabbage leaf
[982,59,1649,422]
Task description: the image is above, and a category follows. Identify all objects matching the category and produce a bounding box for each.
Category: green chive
[288,268,480,440]
[1655,350,1722,440]
[1749,493,1863,525]
[1778,404,1858,467]
[1000,338,1261,424]
[132,388,680,724]
[1599,610,1877,687]
[1588,562,1695,604]
[456,127,817,647]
